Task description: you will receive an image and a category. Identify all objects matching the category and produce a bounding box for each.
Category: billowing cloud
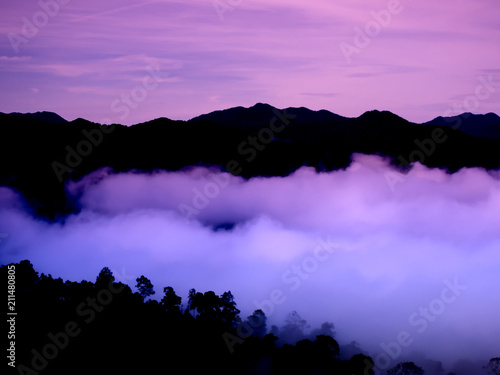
[0,154,499,372]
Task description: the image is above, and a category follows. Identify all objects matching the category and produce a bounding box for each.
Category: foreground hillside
[5,260,499,375]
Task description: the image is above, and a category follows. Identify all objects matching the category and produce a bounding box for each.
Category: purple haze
[1,154,499,372]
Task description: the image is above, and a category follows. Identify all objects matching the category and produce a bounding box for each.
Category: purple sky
[1,156,500,371]
[1,0,499,124]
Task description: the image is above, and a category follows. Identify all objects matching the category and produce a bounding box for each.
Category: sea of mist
[1,154,499,373]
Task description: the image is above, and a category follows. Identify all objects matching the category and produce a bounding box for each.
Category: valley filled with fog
[2,154,499,374]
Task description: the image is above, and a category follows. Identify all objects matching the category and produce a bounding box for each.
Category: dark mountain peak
[5,111,67,124]
[281,106,349,124]
[132,117,177,127]
[425,112,500,125]
[424,112,500,139]
[250,102,275,111]
[485,112,500,120]
[189,102,350,128]
[71,117,93,124]
[360,109,382,116]
[69,118,105,128]
[188,102,280,127]
[358,110,408,124]
[359,109,390,117]
[469,112,500,122]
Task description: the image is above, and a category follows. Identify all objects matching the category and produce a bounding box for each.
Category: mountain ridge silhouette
[1,104,500,220]
[3,104,499,139]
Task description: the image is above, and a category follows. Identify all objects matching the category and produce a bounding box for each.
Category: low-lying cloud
[1,154,499,372]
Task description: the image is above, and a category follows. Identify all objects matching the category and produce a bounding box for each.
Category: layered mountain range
[1,103,499,220]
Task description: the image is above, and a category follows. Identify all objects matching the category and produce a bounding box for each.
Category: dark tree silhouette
[314,334,340,358]
[1,260,437,375]
[187,287,199,314]
[220,291,241,329]
[195,290,219,319]
[135,275,155,301]
[279,311,308,344]
[245,309,267,338]
[349,353,375,375]
[485,358,500,374]
[16,259,39,292]
[309,321,336,340]
[187,289,240,329]
[95,266,114,289]
[161,286,181,313]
